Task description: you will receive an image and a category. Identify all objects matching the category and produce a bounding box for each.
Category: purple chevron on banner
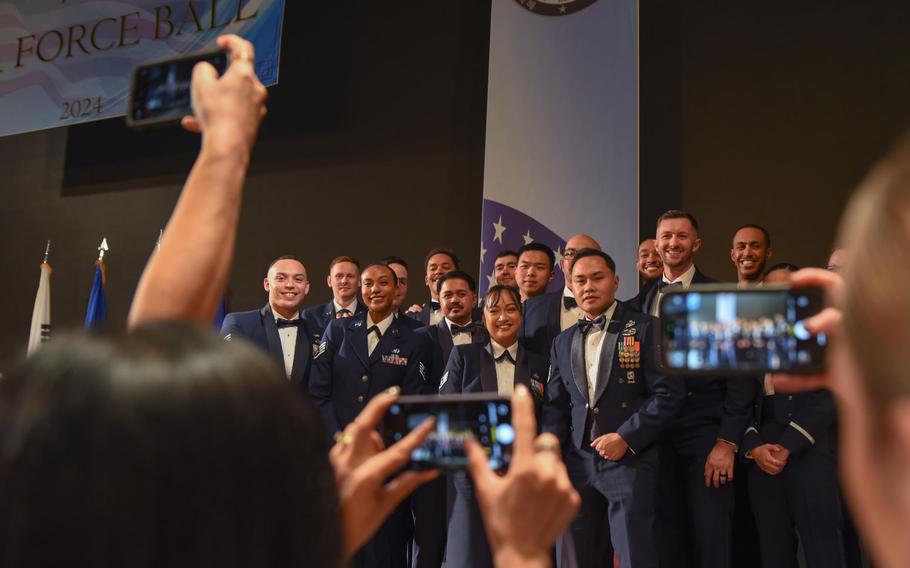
[479,198,566,296]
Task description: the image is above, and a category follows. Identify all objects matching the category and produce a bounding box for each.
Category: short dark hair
[765,262,799,274]
[494,249,518,262]
[570,248,617,275]
[734,224,772,248]
[329,255,360,272]
[362,263,398,286]
[436,270,477,295]
[656,210,700,233]
[424,248,460,271]
[267,255,303,273]
[483,285,523,315]
[516,243,556,271]
[380,256,408,270]
[0,322,342,567]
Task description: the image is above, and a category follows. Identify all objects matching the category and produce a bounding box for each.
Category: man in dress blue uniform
[302,255,366,342]
[515,242,555,303]
[382,256,424,331]
[492,249,519,287]
[309,262,433,568]
[743,380,846,568]
[406,248,460,326]
[220,255,314,390]
[409,270,485,568]
[631,210,756,568]
[542,249,684,568]
[522,234,599,357]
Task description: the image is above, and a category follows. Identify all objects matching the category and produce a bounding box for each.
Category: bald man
[520,234,601,357]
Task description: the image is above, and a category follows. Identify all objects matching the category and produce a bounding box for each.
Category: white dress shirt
[272,307,299,379]
[490,340,519,397]
[446,317,473,347]
[583,301,618,403]
[333,298,358,317]
[560,286,585,331]
[650,264,697,316]
[367,312,395,356]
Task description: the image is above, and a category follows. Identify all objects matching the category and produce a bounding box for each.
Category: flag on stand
[27,260,52,355]
[84,259,107,329]
[213,296,227,330]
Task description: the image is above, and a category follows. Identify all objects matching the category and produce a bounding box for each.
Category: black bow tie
[577,315,607,334]
[430,300,441,311]
[367,325,382,339]
[276,318,302,329]
[336,308,352,318]
[451,323,475,336]
[495,349,516,364]
[563,295,578,309]
[658,281,683,292]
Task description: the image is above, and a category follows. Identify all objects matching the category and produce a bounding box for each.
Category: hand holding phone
[658,284,827,375]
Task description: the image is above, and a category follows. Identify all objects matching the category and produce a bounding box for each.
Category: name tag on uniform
[382,353,409,366]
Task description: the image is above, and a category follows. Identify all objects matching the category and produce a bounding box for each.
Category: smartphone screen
[127,50,229,127]
[658,285,826,375]
[382,394,515,472]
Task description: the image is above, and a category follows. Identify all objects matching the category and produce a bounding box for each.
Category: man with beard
[309,262,433,568]
[410,270,485,568]
[521,234,600,357]
[636,238,663,287]
[632,210,756,568]
[731,225,773,286]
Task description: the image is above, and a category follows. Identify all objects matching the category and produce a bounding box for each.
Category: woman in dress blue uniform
[440,284,549,568]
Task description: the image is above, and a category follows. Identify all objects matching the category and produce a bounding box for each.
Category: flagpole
[43,240,50,264]
[28,240,53,354]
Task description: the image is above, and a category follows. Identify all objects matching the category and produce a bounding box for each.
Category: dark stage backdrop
[3,1,910,367]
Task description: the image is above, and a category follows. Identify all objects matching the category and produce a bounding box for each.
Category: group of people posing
[221,209,850,568]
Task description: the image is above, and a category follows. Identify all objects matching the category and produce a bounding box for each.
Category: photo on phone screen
[382,394,514,472]
[127,50,229,127]
[659,285,826,374]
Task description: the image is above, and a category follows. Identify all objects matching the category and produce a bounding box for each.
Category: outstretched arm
[128,35,268,328]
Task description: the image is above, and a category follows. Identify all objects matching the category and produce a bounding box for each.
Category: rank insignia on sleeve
[439,371,448,390]
[314,340,327,359]
[223,334,232,342]
[419,361,427,382]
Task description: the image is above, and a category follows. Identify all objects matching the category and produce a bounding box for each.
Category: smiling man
[308,262,432,568]
[303,256,366,339]
[542,248,683,568]
[221,255,315,389]
[515,242,556,302]
[730,224,773,286]
[636,238,663,287]
[629,210,756,568]
[407,247,460,326]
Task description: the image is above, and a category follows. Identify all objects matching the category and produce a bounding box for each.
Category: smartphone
[658,284,826,375]
[127,50,229,128]
[382,394,515,472]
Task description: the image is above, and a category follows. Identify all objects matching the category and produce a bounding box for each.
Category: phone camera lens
[797,296,809,308]
[497,404,509,416]
[496,424,515,445]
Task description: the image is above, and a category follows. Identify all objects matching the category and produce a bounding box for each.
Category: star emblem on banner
[487,269,497,289]
[553,245,564,268]
[480,243,487,262]
[493,216,506,244]
[523,229,534,245]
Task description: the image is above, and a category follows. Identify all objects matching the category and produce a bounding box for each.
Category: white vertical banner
[480,0,639,299]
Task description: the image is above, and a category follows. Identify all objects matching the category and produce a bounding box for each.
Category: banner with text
[0,0,284,137]
[480,0,638,299]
